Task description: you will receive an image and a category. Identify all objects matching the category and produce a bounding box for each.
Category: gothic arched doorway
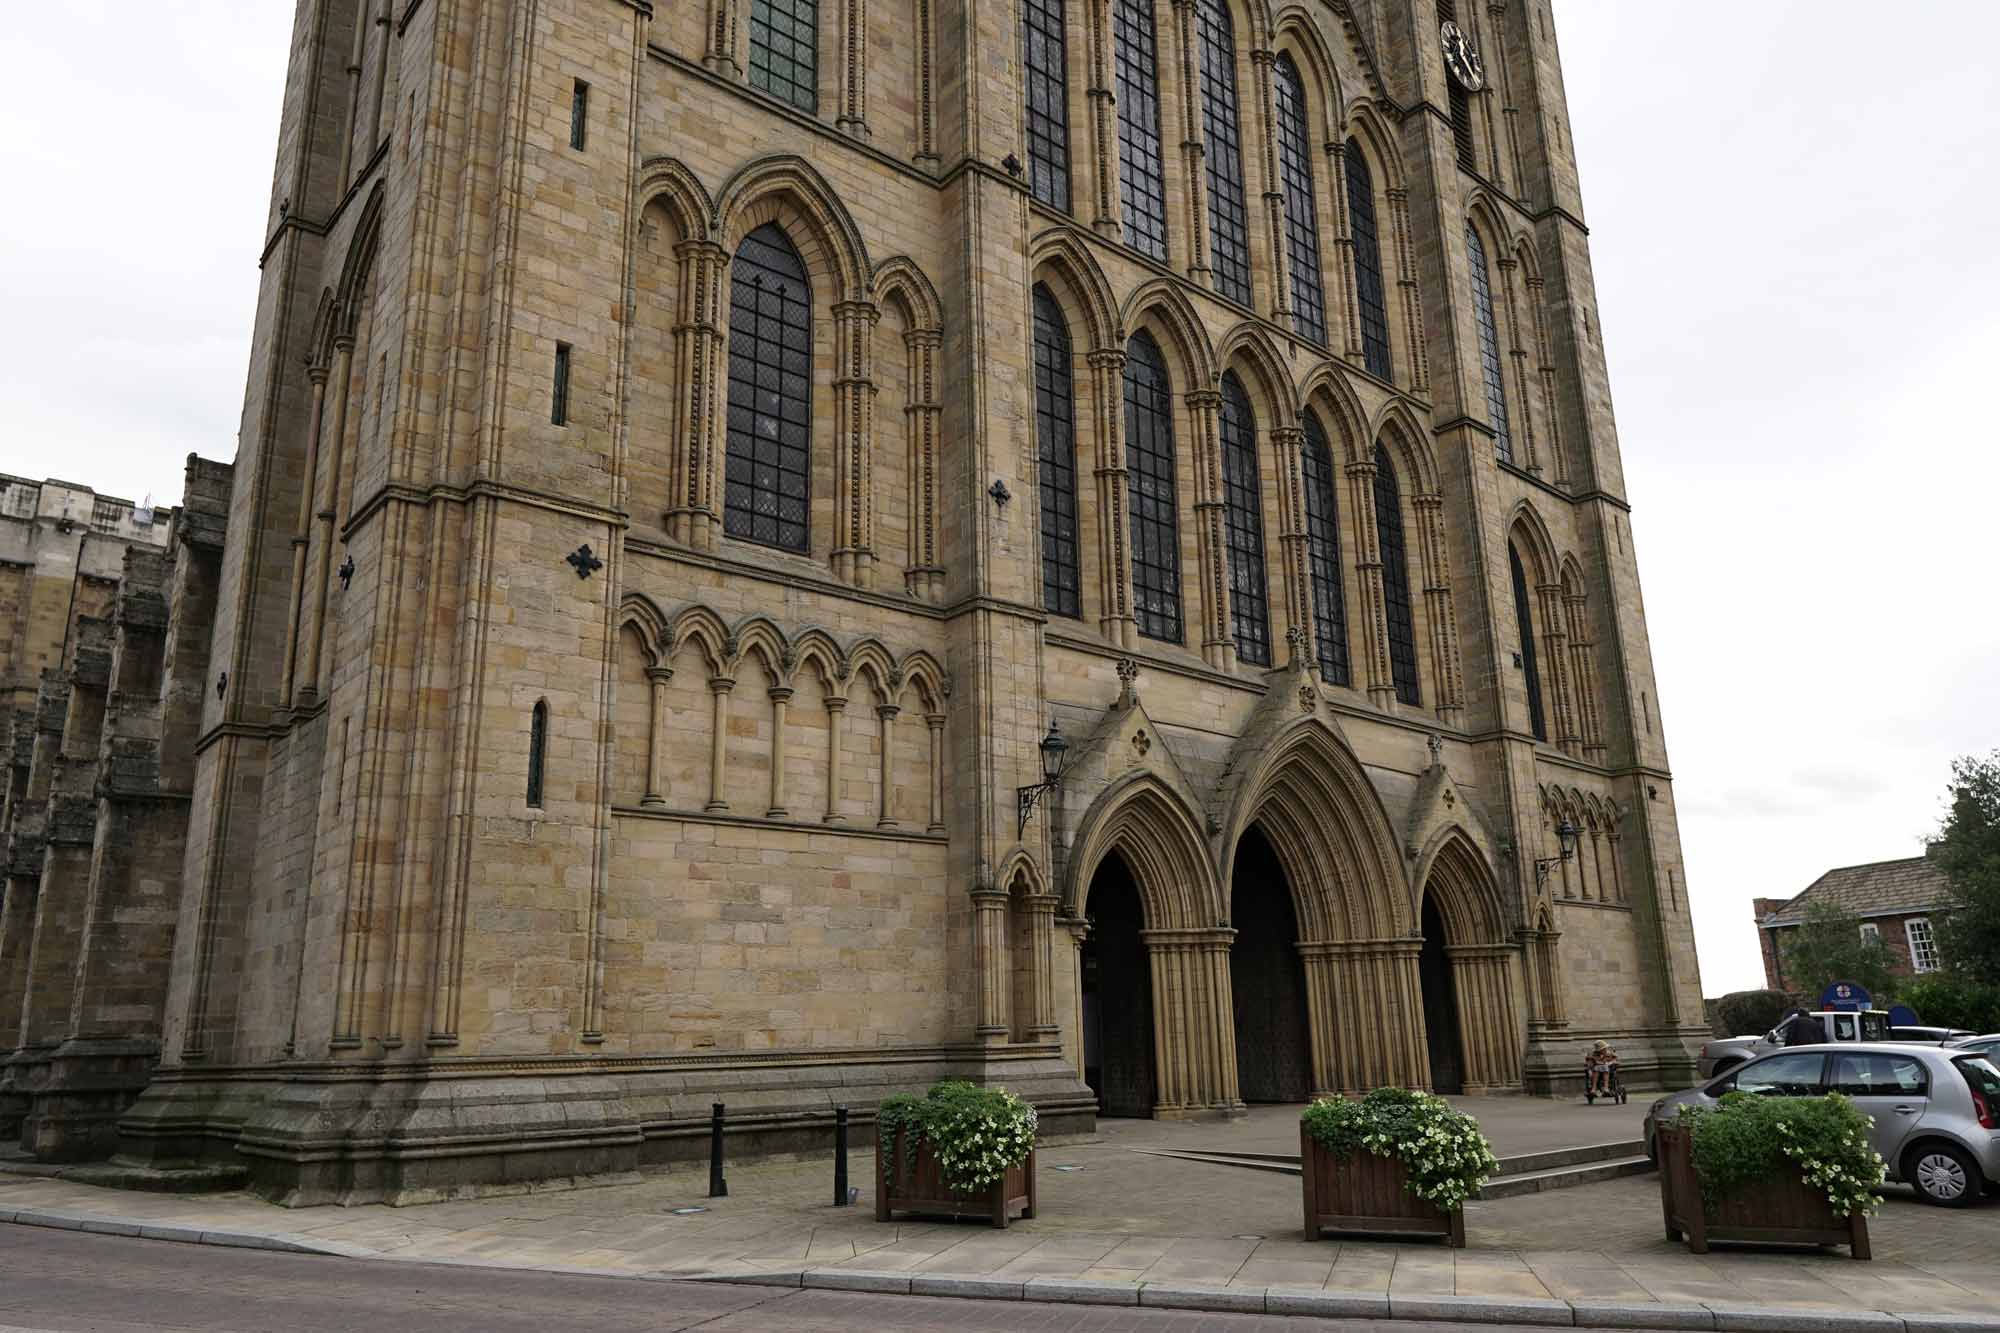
[1230,827,1311,1102]
[1081,851,1154,1117]
[1420,897,1464,1095]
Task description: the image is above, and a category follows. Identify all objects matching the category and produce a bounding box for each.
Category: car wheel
[1906,1143,1984,1208]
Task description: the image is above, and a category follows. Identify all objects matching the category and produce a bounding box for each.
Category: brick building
[1753,855,1949,993]
[1,0,1707,1200]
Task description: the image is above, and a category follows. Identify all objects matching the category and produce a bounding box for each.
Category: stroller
[1583,1041,1626,1105]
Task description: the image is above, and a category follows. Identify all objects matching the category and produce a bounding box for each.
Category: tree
[1779,899,1896,999]
[1935,751,2000,982]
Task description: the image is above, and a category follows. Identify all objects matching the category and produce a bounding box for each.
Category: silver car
[1947,1033,2000,1060]
[1643,1042,2000,1207]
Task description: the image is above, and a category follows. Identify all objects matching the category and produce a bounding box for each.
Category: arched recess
[1344,102,1426,391]
[1559,554,1606,760]
[1522,901,1568,1035]
[1215,716,1425,1093]
[1374,404,1464,723]
[615,595,670,807]
[1217,322,1303,656]
[981,850,1060,1046]
[1415,828,1523,1092]
[632,160,717,540]
[1507,502,1569,749]
[871,257,945,600]
[1065,773,1237,1116]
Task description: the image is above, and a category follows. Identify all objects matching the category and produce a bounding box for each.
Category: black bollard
[833,1105,849,1206]
[708,1101,728,1198]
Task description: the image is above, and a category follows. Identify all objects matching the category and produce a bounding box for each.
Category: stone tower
[99,0,1702,1201]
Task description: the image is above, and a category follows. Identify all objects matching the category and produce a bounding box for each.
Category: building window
[90,497,126,531]
[1905,918,1940,974]
[526,701,548,808]
[1301,410,1349,687]
[1112,0,1168,262]
[1124,331,1181,643]
[1272,54,1326,347]
[1197,0,1251,306]
[1022,0,1071,211]
[1859,922,1880,941]
[1033,285,1081,618]
[552,343,572,427]
[1345,141,1391,379]
[1373,443,1419,705]
[570,80,589,150]
[1218,373,1269,666]
[749,0,819,112]
[1466,224,1511,463]
[724,224,813,553]
[1510,544,1545,741]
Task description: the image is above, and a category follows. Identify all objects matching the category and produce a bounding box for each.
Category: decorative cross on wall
[567,544,603,580]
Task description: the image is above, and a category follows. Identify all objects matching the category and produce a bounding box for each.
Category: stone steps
[1130,1136,1655,1201]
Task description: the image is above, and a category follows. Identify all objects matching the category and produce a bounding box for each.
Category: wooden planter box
[874,1126,1035,1228]
[1300,1124,1465,1247]
[1657,1124,1870,1259]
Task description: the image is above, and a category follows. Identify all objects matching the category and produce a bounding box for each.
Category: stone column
[1025,893,1061,1038]
[1186,388,1231,670]
[670,240,728,549]
[925,714,946,832]
[1089,349,1135,647]
[301,335,355,703]
[1537,581,1580,753]
[1448,944,1523,1092]
[705,676,734,811]
[1325,138,1362,363]
[822,695,847,823]
[972,886,1010,1042]
[1142,927,1240,1116]
[1345,455,1395,708]
[702,0,741,73]
[364,0,392,156]
[766,685,792,818]
[1083,0,1123,238]
[1388,189,1429,395]
[875,703,898,828]
[1268,425,1312,652]
[1529,274,1563,482]
[337,4,367,184]
[1498,255,1539,469]
[836,0,870,138]
[1062,917,1091,1073]
[904,329,944,600]
[1168,0,1210,285]
[280,365,329,708]
[912,0,937,163]
[1565,590,1606,762]
[831,301,880,586]
[1248,48,1290,327]
[1412,493,1465,725]
[641,667,671,807]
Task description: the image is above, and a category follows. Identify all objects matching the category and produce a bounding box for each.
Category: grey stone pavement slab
[5,1096,1997,1331]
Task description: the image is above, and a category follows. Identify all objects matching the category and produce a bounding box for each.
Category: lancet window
[724,224,813,553]
[1219,373,1269,665]
[1124,332,1182,642]
[1033,286,1082,617]
[1302,411,1349,686]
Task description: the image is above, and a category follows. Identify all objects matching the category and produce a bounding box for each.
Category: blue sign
[1820,981,1872,1012]
[1888,1004,1921,1027]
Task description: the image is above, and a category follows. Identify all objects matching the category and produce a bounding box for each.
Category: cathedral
[0,0,1707,1203]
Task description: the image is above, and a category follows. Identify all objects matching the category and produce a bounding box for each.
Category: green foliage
[1935,751,2000,983]
[1300,1087,1498,1212]
[1781,900,1895,997]
[1676,1092,1884,1218]
[1895,972,2000,1033]
[877,1081,1037,1195]
[1713,989,1795,1038]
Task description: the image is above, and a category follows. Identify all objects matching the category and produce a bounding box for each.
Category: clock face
[1440,20,1486,92]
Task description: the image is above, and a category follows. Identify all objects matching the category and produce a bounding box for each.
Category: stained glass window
[749,0,819,113]
[1302,411,1349,686]
[1346,142,1391,379]
[1272,55,1326,346]
[1219,374,1269,665]
[1113,0,1168,261]
[1022,0,1071,210]
[1373,443,1419,705]
[1466,223,1512,464]
[725,224,812,553]
[1198,0,1251,305]
[1510,544,1546,741]
[1124,332,1181,642]
[1034,286,1081,617]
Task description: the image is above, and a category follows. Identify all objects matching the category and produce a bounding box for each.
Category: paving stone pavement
[4,1098,1999,1328]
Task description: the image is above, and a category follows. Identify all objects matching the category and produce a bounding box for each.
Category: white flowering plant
[877,1080,1038,1196]
[1300,1087,1498,1211]
[1677,1092,1884,1218]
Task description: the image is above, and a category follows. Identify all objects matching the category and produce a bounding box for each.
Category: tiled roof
[1762,855,1947,926]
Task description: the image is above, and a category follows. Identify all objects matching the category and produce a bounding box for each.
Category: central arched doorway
[1230,827,1312,1102]
[1419,897,1464,1095]
[1081,851,1154,1116]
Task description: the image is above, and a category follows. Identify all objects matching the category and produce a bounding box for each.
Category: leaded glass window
[1022,0,1071,211]
[1466,223,1512,463]
[1346,142,1391,380]
[749,0,818,113]
[1034,286,1081,618]
[1197,0,1251,305]
[1113,0,1168,262]
[725,224,812,553]
[1124,332,1181,642]
[526,700,547,808]
[1373,443,1419,705]
[1301,411,1349,687]
[1510,544,1546,741]
[1272,55,1326,346]
[1218,373,1269,665]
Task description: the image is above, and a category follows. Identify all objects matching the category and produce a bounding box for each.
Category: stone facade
[40,0,1701,1201]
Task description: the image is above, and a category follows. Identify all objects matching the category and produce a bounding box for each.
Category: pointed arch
[1028,228,1121,351]
[636,156,717,241]
[618,592,670,668]
[896,649,948,714]
[1122,278,1217,388]
[996,847,1051,897]
[728,615,791,685]
[1271,8,1343,139]
[1506,500,1562,585]
[869,255,942,331]
[1342,101,1407,192]
[1298,363,1370,465]
[1417,827,1506,947]
[789,626,847,693]
[1214,323,1297,430]
[844,637,899,702]
[1372,400,1439,493]
[308,288,339,367]
[666,604,732,676]
[1066,773,1223,930]
[334,183,389,324]
[714,155,871,299]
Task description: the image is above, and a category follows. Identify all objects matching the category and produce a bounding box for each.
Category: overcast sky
[2,4,1993,995]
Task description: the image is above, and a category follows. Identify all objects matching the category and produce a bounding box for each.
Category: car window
[1859,1012,1889,1040]
[1955,1056,2000,1101]
[1736,1052,1826,1096]
[1832,1014,1858,1041]
[1831,1052,1927,1097]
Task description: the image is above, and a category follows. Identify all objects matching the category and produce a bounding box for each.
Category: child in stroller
[1583,1040,1625,1104]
